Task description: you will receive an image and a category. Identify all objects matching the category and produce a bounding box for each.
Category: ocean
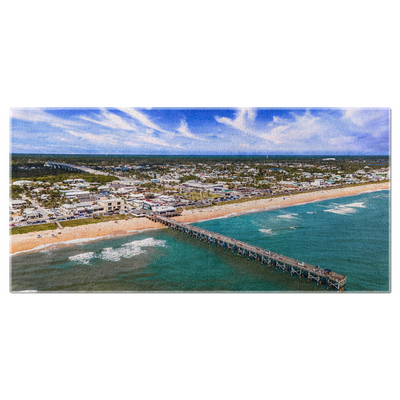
[10,190,390,292]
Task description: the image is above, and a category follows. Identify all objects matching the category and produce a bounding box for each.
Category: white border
[2,1,398,399]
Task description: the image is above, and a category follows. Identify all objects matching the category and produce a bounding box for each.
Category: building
[311,179,325,186]
[181,181,224,190]
[152,206,177,215]
[64,190,92,202]
[59,202,92,215]
[23,208,39,219]
[97,198,124,213]
[154,195,176,204]
[128,193,145,200]
[10,199,27,209]
[12,180,33,186]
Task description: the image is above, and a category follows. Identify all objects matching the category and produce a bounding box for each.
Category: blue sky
[10,107,390,155]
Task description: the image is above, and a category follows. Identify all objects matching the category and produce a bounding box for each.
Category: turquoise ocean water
[10,190,390,292]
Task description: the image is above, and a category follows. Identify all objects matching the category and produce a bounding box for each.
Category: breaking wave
[69,252,95,265]
[259,229,273,234]
[277,213,298,219]
[69,238,166,264]
[324,202,366,215]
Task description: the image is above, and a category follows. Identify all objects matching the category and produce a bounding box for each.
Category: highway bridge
[44,162,109,176]
[147,214,347,291]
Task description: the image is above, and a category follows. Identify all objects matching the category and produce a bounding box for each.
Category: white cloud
[215,108,324,145]
[117,107,171,135]
[177,120,207,141]
[136,135,184,149]
[342,108,388,128]
[10,108,82,129]
[79,108,137,131]
[215,108,257,133]
[67,130,119,145]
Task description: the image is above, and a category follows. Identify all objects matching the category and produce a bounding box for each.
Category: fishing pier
[147,214,347,291]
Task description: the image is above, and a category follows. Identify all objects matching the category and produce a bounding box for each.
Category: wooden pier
[147,214,347,291]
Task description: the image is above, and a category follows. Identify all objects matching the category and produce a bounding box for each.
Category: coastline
[10,182,390,255]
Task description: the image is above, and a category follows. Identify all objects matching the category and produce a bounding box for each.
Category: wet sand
[10,182,389,255]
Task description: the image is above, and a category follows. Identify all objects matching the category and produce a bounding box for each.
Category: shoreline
[10,182,390,255]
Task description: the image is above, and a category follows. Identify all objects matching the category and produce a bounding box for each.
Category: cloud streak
[10,107,390,155]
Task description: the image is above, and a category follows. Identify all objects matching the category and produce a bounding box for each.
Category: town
[10,155,390,233]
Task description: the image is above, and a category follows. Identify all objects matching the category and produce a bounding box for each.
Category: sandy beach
[10,182,389,255]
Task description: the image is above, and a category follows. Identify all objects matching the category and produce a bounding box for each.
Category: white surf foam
[324,206,357,215]
[306,211,314,214]
[324,201,366,215]
[259,229,273,234]
[345,202,366,208]
[69,252,95,265]
[11,236,110,257]
[277,213,298,219]
[98,238,166,262]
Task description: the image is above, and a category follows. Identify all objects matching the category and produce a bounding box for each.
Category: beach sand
[10,182,389,255]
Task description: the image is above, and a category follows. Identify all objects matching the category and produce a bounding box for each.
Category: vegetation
[10,222,59,235]
[11,171,118,184]
[10,214,131,235]
[60,213,129,228]
[10,185,24,199]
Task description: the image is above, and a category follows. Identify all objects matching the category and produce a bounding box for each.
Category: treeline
[11,153,389,168]
[11,172,118,185]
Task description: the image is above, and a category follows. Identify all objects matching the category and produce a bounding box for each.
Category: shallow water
[10,190,390,292]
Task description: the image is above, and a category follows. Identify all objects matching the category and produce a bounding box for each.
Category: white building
[131,200,145,209]
[154,195,176,204]
[64,190,92,202]
[182,181,224,190]
[97,198,124,213]
[10,199,27,209]
[59,202,92,215]
[311,179,325,186]
[128,193,145,200]
[13,180,33,186]
[152,206,177,214]
[23,208,39,219]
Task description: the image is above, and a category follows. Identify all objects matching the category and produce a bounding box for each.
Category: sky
[10,107,390,155]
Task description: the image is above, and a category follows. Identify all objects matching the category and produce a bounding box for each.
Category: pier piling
[146,214,347,291]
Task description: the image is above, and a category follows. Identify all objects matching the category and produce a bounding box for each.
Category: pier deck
[147,214,347,291]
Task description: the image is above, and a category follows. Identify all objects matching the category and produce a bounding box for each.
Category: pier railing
[147,214,347,291]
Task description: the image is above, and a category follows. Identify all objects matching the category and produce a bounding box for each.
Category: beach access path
[10,182,389,255]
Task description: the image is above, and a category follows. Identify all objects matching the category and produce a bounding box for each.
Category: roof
[13,180,33,186]
[11,199,26,204]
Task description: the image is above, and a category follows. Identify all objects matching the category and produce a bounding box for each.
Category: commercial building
[10,199,27,209]
[311,179,325,186]
[181,181,224,190]
[59,202,92,215]
[64,190,92,202]
[97,198,124,213]
[23,208,39,219]
[13,180,33,186]
[152,206,177,215]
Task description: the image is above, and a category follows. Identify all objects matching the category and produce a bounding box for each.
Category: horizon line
[10,153,390,157]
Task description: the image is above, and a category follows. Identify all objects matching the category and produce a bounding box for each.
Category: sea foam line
[11,226,167,257]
